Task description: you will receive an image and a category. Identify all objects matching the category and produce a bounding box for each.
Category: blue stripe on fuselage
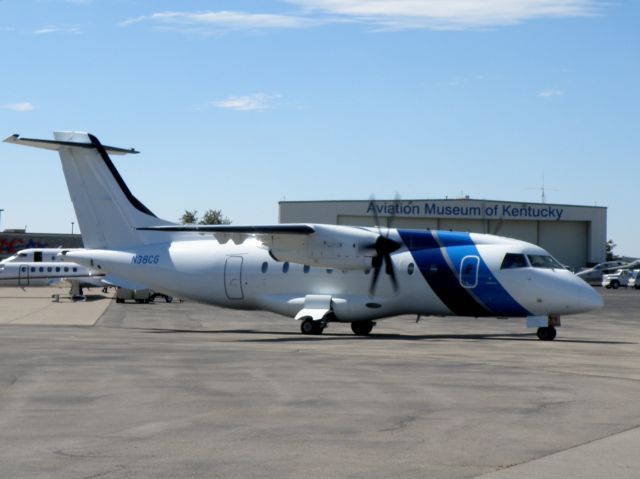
[398,230,531,317]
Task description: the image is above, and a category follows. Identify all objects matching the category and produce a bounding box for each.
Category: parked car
[602,269,633,289]
[578,260,629,285]
[627,270,640,289]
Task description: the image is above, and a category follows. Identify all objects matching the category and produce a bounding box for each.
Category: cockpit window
[527,255,563,269]
[501,253,528,269]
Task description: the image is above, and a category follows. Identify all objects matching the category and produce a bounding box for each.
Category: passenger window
[64,267,69,272]
[39,267,44,272]
[31,267,36,273]
[261,262,268,273]
[282,262,289,273]
[407,263,415,275]
[56,267,60,273]
[73,267,77,272]
[501,253,527,269]
[21,266,27,272]
[47,267,52,272]
[303,265,310,274]
[326,269,333,274]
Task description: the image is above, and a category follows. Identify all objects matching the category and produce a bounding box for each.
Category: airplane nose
[579,284,604,312]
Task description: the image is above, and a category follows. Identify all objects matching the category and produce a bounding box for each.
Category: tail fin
[5,131,176,249]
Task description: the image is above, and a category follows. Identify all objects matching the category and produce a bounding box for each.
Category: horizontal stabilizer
[3,134,139,156]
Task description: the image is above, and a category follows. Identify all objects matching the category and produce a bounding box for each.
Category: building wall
[279,199,607,270]
[0,232,83,261]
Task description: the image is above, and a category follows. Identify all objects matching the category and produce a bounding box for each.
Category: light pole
[71,221,75,235]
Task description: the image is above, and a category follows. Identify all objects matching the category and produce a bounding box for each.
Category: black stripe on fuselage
[399,230,493,317]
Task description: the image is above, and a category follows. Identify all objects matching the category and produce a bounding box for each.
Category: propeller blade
[385,254,399,292]
[369,258,382,295]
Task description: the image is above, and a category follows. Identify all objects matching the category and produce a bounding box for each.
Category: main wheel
[351,320,374,336]
[611,280,620,289]
[537,326,557,341]
[300,318,324,335]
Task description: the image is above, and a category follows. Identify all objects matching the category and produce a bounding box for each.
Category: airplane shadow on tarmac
[133,327,634,345]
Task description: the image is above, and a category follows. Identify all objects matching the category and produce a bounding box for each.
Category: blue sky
[1,0,638,257]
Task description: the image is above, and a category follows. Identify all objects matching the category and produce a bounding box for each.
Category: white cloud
[2,102,34,112]
[212,93,281,111]
[538,90,564,97]
[121,1,601,33]
[33,26,82,35]
[287,0,600,29]
[121,11,316,32]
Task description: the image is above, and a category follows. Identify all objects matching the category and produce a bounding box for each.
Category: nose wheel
[351,320,375,336]
[537,326,557,341]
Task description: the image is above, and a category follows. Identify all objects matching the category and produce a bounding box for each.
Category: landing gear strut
[351,320,375,336]
[300,318,325,335]
[537,326,557,341]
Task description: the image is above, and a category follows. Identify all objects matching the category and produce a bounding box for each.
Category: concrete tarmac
[0,287,639,478]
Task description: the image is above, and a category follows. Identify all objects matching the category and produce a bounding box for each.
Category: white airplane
[2,247,82,264]
[4,132,603,340]
[0,258,102,288]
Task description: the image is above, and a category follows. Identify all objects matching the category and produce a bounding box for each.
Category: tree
[199,209,231,225]
[179,209,231,225]
[180,210,198,225]
[606,239,618,261]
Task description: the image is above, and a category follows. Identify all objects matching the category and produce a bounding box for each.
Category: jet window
[261,262,268,273]
[64,267,69,272]
[326,269,333,274]
[501,253,528,269]
[39,267,44,272]
[282,262,290,273]
[21,266,27,272]
[73,267,77,272]
[30,267,36,273]
[528,255,563,269]
[303,265,310,274]
[56,267,60,273]
[407,263,415,275]
[47,267,52,272]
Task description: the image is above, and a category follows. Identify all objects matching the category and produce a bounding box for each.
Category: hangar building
[0,230,83,261]
[279,198,607,270]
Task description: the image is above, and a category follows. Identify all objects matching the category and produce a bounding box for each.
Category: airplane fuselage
[65,229,601,322]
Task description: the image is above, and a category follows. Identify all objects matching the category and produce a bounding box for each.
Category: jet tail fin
[4,132,177,250]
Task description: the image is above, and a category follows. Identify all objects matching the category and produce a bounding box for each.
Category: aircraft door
[460,256,479,288]
[224,256,244,300]
[18,265,29,286]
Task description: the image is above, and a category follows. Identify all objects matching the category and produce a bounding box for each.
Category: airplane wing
[138,224,401,270]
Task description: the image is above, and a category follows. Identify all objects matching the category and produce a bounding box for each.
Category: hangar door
[538,221,587,270]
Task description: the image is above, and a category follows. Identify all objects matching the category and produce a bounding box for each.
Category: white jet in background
[4,132,603,340]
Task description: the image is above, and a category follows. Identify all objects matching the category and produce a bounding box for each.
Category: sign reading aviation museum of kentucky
[367,200,566,220]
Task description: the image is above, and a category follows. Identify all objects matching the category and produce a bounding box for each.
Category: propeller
[367,196,402,295]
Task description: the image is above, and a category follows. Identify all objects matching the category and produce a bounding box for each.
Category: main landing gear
[300,318,325,335]
[536,326,557,341]
[299,318,377,336]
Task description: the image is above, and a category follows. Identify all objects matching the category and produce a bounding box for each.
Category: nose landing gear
[536,326,557,341]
